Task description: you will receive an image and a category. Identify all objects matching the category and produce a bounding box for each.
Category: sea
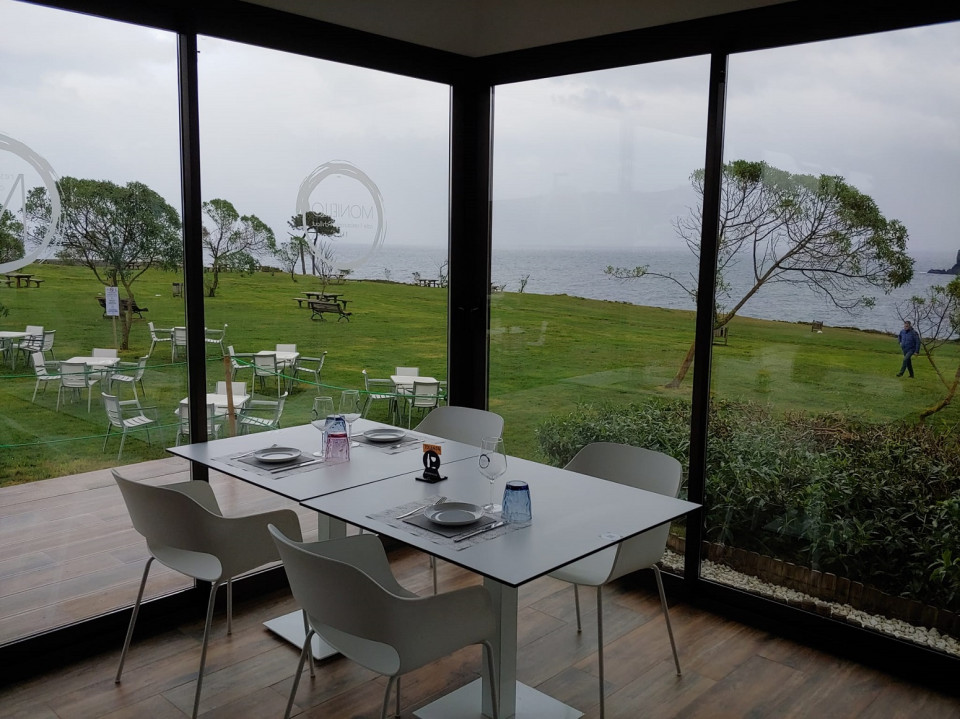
[345,245,959,334]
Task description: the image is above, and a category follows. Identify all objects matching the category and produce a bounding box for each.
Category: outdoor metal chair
[205,323,227,356]
[227,345,254,380]
[361,368,397,422]
[101,393,158,460]
[294,351,327,388]
[172,326,188,361]
[253,353,284,396]
[13,325,43,368]
[147,321,171,357]
[237,392,287,434]
[40,329,56,361]
[30,351,60,403]
[57,361,100,412]
[108,356,148,400]
[401,379,440,428]
[175,400,223,446]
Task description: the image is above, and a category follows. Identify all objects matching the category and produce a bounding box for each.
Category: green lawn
[2,263,957,485]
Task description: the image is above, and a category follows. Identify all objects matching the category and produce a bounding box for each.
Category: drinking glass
[310,396,335,456]
[339,389,363,435]
[478,436,507,512]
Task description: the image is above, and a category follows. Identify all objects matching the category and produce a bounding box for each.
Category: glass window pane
[492,57,710,576]
[712,24,960,656]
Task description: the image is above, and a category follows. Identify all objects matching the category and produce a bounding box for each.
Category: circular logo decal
[295,161,385,271]
[0,133,61,274]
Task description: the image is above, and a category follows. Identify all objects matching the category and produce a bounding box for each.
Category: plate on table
[252,447,302,463]
[423,502,484,526]
[363,428,407,443]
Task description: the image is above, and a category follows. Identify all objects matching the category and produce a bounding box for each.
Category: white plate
[252,446,302,463]
[363,428,407,443]
[423,502,484,526]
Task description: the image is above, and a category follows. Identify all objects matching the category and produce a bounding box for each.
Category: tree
[287,211,340,279]
[607,160,913,387]
[268,235,307,281]
[201,199,274,297]
[898,278,960,419]
[28,177,181,349]
[0,208,25,263]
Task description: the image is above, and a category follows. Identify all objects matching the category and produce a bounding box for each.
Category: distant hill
[928,249,960,275]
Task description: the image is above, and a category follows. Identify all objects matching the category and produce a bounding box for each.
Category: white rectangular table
[257,349,299,368]
[302,453,699,718]
[390,374,437,392]
[0,331,26,369]
[168,419,480,654]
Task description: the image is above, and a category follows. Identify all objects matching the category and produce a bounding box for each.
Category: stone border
[665,536,959,650]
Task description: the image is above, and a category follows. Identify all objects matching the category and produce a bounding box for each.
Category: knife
[269,458,323,474]
[454,520,506,542]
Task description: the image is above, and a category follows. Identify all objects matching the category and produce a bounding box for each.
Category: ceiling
[239,0,793,57]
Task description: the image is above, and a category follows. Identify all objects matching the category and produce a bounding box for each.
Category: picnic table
[303,291,349,309]
[4,272,43,288]
[415,278,440,287]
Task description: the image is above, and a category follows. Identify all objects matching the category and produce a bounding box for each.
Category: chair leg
[652,565,681,675]
[573,583,582,632]
[597,585,605,719]
[117,430,126,461]
[285,628,315,719]
[226,579,233,635]
[192,580,222,719]
[116,557,154,682]
[380,675,398,719]
[482,640,500,719]
[302,610,316,678]
[103,424,113,452]
[430,556,438,594]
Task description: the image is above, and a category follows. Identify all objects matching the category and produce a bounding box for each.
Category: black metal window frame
[5,0,959,688]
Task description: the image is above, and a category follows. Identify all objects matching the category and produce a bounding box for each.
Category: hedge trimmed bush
[536,398,960,610]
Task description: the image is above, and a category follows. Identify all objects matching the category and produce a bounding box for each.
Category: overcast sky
[1,1,958,263]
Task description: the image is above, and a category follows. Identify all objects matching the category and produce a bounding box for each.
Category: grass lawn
[2,263,958,485]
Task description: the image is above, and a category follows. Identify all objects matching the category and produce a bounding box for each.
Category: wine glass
[478,436,507,512]
[339,389,363,436]
[310,396,335,456]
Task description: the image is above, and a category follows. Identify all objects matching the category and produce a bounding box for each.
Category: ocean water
[346,245,957,334]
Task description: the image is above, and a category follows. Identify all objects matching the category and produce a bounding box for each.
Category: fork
[396,495,446,519]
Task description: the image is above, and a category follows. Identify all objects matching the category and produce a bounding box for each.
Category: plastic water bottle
[324,415,350,464]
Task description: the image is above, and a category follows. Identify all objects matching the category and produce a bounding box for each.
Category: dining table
[302,451,700,719]
[256,348,299,369]
[181,393,251,414]
[167,418,482,657]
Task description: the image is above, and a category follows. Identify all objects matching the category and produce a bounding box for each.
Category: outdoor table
[180,393,251,414]
[64,356,120,368]
[304,290,349,309]
[390,374,437,393]
[3,272,33,288]
[0,331,26,369]
[256,349,299,369]
[303,452,700,718]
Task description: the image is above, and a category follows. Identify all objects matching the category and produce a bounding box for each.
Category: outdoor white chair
[401,379,440,428]
[294,351,327,388]
[30,351,60,403]
[361,368,396,421]
[214,380,248,414]
[147,321,171,357]
[57,361,100,412]
[40,329,56,361]
[395,366,419,377]
[268,528,500,719]
[548,442,683,718]
[237,392,287,434]
[113,470,302,719]
[172,326,188,361]
[276,342,297,353]
[108,356,148,400]
[253,352,284,396]
[414,406,504,447]
[205,323,227,356]
[92,347,118,358]
[175,400,223,445]
[13,325,43,368]
[227,345,253,380]
[101,393,158,459]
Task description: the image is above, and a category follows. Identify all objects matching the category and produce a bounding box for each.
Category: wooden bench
[309,300,351,322]
[96,295,149,318]
[27,278,44,288]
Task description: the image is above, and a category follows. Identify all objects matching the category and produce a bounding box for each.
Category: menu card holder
[418,444,446,483]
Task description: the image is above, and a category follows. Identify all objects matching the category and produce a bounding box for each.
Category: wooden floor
[2,462,960,717]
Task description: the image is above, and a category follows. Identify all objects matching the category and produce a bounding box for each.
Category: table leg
[414,579,582,719]
[263,515,347,659]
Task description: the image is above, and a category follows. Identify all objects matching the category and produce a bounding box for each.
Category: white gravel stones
[660,550,959,657]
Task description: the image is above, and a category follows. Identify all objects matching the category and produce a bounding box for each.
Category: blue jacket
[898,327,920,354]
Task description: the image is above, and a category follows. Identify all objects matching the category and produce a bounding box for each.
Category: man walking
[897,319,921,378]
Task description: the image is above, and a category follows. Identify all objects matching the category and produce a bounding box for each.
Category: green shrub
[536,398,960,609]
